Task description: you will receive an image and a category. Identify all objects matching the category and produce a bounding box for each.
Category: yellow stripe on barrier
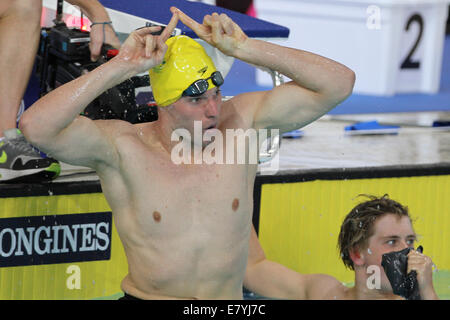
[0,193,127,300]
[1,173,448,299]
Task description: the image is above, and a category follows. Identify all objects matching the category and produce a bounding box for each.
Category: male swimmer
[245,195,439,300]
[20,7,355,299]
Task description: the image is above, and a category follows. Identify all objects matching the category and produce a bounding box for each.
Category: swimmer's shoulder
[93,119,165,154]
[304,273,350,300]
[92,118,139,139]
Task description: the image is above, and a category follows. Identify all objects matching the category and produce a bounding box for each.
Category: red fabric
[246,2,257,17]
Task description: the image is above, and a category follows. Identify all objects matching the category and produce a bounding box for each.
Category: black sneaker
[0,129,61,183]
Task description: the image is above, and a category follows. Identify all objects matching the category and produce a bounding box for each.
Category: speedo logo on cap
[198,66,208,76]
[152,60,166,73]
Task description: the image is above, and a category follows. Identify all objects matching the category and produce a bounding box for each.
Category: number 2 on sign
[401,14,424,69]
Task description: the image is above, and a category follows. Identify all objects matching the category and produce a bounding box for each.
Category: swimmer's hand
[112,12,179,75]
[172,6,248,57]
[407,249,438,300]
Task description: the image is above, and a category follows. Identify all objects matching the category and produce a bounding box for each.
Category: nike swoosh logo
[0,151,7,164]
[11,156,55,171]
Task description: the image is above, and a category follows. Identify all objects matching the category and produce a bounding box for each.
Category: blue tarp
[99,0,289,39]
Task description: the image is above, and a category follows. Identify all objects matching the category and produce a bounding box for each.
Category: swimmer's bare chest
[97,132,257,298]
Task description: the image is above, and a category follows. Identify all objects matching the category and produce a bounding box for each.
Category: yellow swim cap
[149,35,218,107]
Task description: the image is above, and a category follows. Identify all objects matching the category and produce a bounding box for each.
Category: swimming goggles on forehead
[182,71,224,97]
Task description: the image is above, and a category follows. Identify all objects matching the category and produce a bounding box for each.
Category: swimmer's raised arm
[174,7,355,133]
[19,13,179,168]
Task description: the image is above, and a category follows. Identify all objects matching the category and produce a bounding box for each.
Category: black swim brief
[119,292,141,300]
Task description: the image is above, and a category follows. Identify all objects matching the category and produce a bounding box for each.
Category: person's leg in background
[447,5,450,34]
[0,0,42,133]
[0,0,60,183]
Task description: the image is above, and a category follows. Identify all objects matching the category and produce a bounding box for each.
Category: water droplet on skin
[432,263,438,272]
[368,248,372,255]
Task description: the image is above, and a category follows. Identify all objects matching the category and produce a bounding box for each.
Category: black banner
[0,212,112,267]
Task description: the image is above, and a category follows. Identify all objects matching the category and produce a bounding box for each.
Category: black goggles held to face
[182,71,224,97]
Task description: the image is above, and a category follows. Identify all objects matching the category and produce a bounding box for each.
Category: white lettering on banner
[63,224,80,253]
[80,223,96,252]
[0,222,110,257]
[16,227,34,256]
[95,222,110,251]
[51,225,64,254]
[34,226,51,255]
[0,228,16,257]
[0,212,112,267]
